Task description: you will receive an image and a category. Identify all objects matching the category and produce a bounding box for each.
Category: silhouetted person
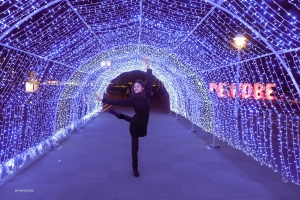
[126,86,131,99]
[153,86,159,100]
[120,87,125,99]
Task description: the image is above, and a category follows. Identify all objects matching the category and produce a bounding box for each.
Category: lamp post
[233,36,246,119]
[206,36,247,151]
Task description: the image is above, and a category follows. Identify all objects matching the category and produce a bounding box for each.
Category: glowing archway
[56,45,214,135]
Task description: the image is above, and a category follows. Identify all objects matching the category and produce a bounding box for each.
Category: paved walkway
[0,102,300,200]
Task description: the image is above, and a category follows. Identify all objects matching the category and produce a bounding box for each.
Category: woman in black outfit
[94,57,152,177]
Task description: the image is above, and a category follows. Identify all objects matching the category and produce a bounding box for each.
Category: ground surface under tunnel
[0,101,300,200]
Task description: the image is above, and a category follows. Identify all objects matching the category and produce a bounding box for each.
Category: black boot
[133,168,139,177]
[108,108,123,119]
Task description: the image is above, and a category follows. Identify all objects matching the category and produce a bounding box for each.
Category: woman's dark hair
[131,80,146,96]
[134,80,146,88]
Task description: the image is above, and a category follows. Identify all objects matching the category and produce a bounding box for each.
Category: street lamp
[233,36,246,49]
[233,36,246,119]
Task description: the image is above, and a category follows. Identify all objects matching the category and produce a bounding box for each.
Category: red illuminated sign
[209,82,276,100]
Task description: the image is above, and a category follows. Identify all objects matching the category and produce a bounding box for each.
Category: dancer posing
[94,57,152,177]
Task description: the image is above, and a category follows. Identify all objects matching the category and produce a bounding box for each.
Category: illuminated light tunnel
[0,0,300,186]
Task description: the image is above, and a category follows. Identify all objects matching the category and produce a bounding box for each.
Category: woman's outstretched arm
[143,57,152,99]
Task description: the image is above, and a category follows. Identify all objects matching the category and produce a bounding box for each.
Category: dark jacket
[102,69,152,137]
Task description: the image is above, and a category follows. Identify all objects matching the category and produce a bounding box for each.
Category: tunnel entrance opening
[105,70,168,102]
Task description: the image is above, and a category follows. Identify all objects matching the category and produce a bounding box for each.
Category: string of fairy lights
[0,0,299,185]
